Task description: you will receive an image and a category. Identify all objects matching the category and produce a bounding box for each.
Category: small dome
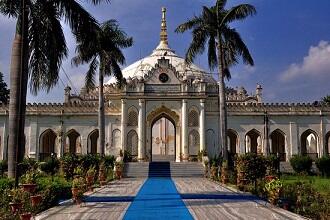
[107,8,216,85]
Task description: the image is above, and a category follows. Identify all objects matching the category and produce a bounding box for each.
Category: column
[138,99,145,161]
[120,99,127,153]
[199,99,205,152]
[320,113,325,157]
[181,99,188,161]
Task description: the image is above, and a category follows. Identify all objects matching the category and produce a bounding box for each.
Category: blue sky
[1,0,330,103]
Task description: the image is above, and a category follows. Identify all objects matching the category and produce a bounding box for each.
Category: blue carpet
[123,177,193,220]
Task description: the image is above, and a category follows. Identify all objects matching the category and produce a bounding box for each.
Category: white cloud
[280,41,330,81]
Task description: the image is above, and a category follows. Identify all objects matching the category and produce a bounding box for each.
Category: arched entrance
[270,129,286,161]
[88,129,99,154]
[151,115,176,161]
[39,129,57,161]
[245,129,262,154]
[301,129,318,160]
[65,129,81,155]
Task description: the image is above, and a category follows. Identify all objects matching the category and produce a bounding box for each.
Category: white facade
[0,8,330,162]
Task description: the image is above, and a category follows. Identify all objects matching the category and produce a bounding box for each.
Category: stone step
[123,162,204,178]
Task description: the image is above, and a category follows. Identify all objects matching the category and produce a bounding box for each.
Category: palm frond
[207,35,217,70]
[185,27,208,64]
[0,0,20,17]
[85,0,111,5]
[221,4,256,26]
[224,27,254,66]
[85,56,98,91]
[29,0,67,94]
[175,16,202,33]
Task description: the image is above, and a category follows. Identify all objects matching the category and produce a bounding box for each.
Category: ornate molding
[147,105,180,127]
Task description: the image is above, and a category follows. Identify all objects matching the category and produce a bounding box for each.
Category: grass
[280,174,330,195]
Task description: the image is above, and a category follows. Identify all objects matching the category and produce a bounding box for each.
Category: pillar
[199,99,205,152]
[181,99,188,160]
[120,99,127,153]
[138,99,145,161]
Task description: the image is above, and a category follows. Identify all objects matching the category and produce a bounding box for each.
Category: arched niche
[270,129,286,161]
[39,129,57,161]
[301,129,318,160]
[88,129,99,154]
[245,129,262,154]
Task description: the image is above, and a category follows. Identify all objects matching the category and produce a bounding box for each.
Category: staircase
[123,162,204,178]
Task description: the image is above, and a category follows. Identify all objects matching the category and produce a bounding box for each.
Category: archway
[66,130,81,154]
[127,130,138,156]
[301,129,318,160]
[39,129,57,161]
[270,129,286,161]
[88,130,99,154]
[151,115,176,161]
[227,129,238,155]
[245,129,262,154]
[326,131,330,155]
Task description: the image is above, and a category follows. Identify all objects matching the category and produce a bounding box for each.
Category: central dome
[106,7,216,84]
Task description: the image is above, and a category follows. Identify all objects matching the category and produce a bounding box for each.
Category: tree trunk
[8,34,22,178]
[217,39,228,161]
[98,71,105,156]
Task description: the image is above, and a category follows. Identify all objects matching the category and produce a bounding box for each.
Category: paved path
[173,178,304,220]
[124,177,192,219]
[36,178,145,220]
[37,177,304,220]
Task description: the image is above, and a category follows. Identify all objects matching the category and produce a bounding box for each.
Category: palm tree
[73,20,133,156]
[0,0,109,179]
[176,0,256,161]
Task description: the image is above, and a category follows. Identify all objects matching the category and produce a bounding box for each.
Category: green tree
[0,72,10,104]
[175,0,256,160]
[73,20,133,155]
[0,0,109,179]
[321,95,330,105]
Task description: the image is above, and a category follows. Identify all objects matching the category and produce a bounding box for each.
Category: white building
[0,8,329,162]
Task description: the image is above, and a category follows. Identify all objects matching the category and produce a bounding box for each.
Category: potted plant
[73,166,84,178]
[221,160,229,184]
[9,188,23,214]
[30,194,42,207]
[203,160,209,178]
[265,179,283,205]
[86,166,95,191]
[210,161,218,180]
[72,177,85,205]
[99,162,107,186]
[20,169,38,193]
[114,161,123,179]
[19,212,32,220]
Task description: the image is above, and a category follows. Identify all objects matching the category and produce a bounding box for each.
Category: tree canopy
[0,72,10,104]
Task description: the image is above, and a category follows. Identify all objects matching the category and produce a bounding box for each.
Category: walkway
[36,177,304,220]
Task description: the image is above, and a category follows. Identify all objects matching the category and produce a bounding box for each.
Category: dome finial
[160,7,168,45]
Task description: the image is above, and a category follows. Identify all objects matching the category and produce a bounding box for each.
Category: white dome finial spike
[160,7,168,45]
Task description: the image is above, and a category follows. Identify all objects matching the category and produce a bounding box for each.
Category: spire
[160,7,168,45]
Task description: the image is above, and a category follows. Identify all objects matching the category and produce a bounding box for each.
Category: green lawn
[280,174,330,195]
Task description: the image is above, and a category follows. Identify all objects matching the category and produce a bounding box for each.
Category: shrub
[282,181,330,219]
[123,150,132,162]
[19,157,38,175]
[0,160,7,177]
[315,156,330,177]
[236,153,267,184]
[0,178,14,192]
[60,154,80,179]
[290,155,313,174]
[39,155,60,175]
[79,154,100,172]
[103,155,115,169]
[37,176,72,212]
[266,155,280,175]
